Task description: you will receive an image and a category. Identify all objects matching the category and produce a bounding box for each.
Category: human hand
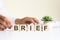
[15,17,39,24]
[0,15,12,30]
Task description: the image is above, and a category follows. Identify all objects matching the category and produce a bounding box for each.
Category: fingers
[24,18,35,24]
[0,15,6,22]
[0,24,6,31]
[5,19,12,29]
[15,18,22,24]
[32,18,39,24]
[15,17,39,24]
[23,17,39,24]
[0,19,7,30]
[0,19,7,28]
[0,15,12,29]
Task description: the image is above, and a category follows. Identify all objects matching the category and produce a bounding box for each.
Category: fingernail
[8,25,12,29]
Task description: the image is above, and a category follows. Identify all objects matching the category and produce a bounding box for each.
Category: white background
[0,0,60,40]
[4,0,60,21]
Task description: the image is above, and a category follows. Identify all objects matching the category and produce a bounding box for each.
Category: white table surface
[0,21,60,40]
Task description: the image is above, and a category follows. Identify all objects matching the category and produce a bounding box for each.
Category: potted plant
[41,16,52,24]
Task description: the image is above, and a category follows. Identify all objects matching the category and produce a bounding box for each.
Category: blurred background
[3,0,60,21]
